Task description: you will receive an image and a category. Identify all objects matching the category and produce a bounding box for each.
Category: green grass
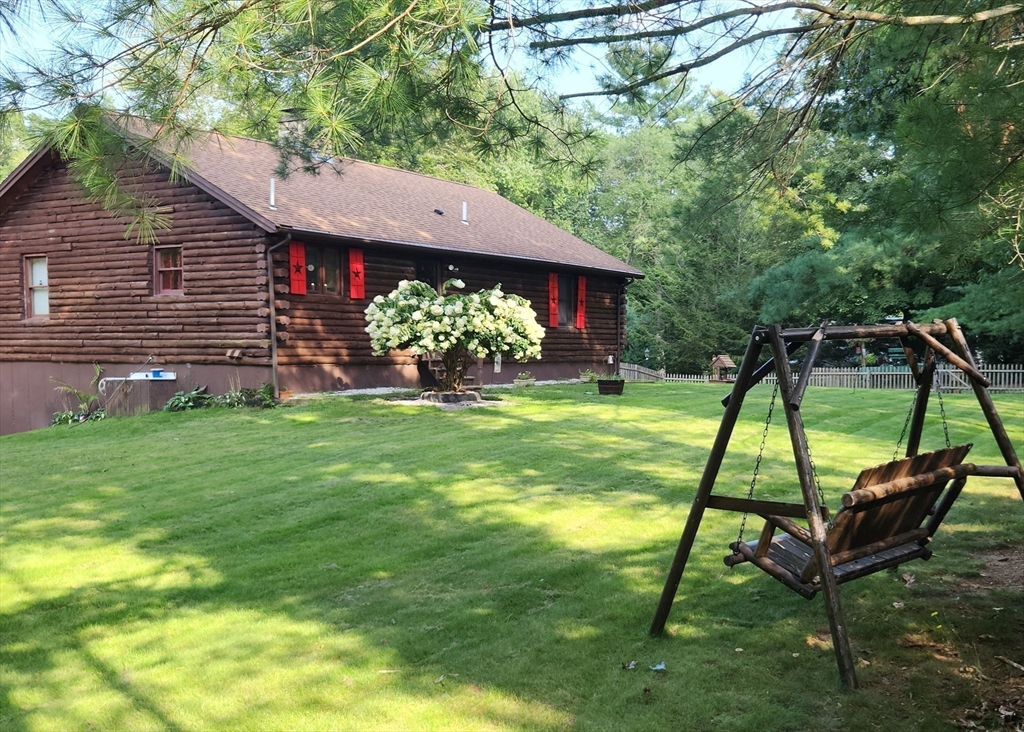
[1,383,1021,731]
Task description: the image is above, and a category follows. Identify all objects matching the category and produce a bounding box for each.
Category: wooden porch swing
[649,319,1023,688]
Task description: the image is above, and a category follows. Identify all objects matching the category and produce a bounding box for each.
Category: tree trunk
[439,347,470,392]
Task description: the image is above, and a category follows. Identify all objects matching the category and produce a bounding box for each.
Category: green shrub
[166,383,276,412]
[164,386,212,412]
[214,383,276,409]
[51,408,106,426]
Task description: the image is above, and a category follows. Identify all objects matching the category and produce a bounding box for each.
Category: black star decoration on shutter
[353,269,362,281]
[293,263,303,274]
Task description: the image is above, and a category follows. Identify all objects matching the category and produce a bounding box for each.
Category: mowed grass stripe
[1,383,1020,731]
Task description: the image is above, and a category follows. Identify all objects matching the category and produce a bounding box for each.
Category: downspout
[267,232,292,398]
[616,278,630,375]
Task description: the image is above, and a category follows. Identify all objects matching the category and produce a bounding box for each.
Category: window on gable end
[25,256,49,318]
[154,246,183,295]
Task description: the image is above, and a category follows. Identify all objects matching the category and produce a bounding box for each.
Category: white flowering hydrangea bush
[365,279,544,392]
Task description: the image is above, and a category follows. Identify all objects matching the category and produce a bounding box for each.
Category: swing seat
[728,444,974,599]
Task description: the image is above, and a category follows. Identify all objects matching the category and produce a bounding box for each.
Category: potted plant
[514,371,536,386]
[578,369,597,383]
[597,372,625,395]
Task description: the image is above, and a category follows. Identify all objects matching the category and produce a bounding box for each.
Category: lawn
[1,383,1021,731]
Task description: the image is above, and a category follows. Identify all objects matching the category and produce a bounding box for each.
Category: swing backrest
[826,444,973,555]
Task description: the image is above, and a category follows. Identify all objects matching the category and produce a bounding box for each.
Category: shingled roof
[155,130,642,278]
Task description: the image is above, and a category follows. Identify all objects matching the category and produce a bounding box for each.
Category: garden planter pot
[513,378,536,387]
[597,379,624,395]
[420,391,482,404]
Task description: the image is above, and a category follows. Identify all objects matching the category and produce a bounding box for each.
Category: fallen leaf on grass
[806,630,834,650]
[893,601,905,609]
[902,572,916,588]
[622,661,637,670]
[649,662,667,672]
[897,634,960,661]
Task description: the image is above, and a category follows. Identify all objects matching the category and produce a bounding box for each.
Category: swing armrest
[761,515,812,545]
[842,464,974,507]
[754,521,775,558]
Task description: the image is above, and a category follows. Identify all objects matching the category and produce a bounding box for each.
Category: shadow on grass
[1,384,1021,730]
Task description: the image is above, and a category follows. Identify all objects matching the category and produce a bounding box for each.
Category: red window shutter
[349,248,365,299]
[289,242,307,296]
[576,275,586,329]
[548,273,559,328]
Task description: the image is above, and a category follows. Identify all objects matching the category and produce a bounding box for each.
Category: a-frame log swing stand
[648,319,1023,689]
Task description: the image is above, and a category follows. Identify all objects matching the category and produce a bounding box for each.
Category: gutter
[266,232,292,398]
[616,280,625,375]
[277,226,645,280]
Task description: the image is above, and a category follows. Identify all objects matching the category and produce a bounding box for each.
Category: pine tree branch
[489,0,1024,34]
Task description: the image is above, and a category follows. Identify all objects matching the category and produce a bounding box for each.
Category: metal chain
[806,439,832,529]
[935,372,952,449]
[894,389,918,462]
[893,369,952,459]
[735,382,778,552]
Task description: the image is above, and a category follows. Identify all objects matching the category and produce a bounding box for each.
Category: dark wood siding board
[274,249,417,365]
[0,359,274,435]
[1,353,273,365]
[270,243,624,367]
[0,159,273,365]
[278,357,417,366]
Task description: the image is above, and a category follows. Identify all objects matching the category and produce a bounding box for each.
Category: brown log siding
[274,247,418,367]
[272,246,625,367]
[2,157,627,375]
[0,161,271,365]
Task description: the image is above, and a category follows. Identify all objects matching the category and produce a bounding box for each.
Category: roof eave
[0,134,279,236]
[178,168,279,233]
[115,125,278,234]
[279,225,646,279]
[0,144,54,215]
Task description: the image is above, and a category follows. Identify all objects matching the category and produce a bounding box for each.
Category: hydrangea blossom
[365,279,544,392]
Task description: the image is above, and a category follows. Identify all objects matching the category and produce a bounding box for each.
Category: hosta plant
[365,279,544,392]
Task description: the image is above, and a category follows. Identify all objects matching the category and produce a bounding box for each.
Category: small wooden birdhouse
[710,354,736,382]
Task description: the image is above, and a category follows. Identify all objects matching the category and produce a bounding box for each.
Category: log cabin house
[0,127,643,434]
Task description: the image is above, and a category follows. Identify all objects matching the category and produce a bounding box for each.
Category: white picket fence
[620,362,1024,391]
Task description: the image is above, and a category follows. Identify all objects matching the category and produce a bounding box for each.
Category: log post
[768,325,858,688]
[944,319,1024,499]
[905,349,936,458]
[722,340,801,408]
[650,326,766,636]
[790,324,825,410]
[905,321,990,387]
[898,337,921,383]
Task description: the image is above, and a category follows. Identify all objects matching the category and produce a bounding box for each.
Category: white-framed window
[25,256,49,318]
